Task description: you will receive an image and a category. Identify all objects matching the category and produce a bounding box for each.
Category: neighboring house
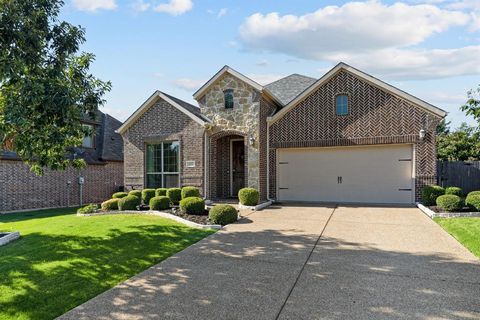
[118,62,446,204]
[0,111,124,213]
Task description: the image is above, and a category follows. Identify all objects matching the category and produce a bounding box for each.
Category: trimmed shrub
[421,185,445,206]
[445,187,463,197]
[141,189,156,204]
[77,204,98,215]
[467,191,480,197]
[167,188,182,205]
[112,192,128,199]
[101,198,119,210]
[118,195,140,211]
[181,186,200,199]
[155,188,168,197]
[129,190,142,198]
[238,188,259,206]
[209,204,238,225]
[465,194,480,211]
[179,197,205,215]
[150,196,170,210]
[436,195,463,212]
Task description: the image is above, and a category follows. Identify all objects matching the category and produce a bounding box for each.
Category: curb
[77,210,222,230]
[238,201,273,211]
[0,231,20,246]
[416,203,480,218]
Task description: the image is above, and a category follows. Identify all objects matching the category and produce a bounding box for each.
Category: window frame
[145,141,181,189]
[335,94,349,116]
[224,89,234,109]
[82,123,95,149]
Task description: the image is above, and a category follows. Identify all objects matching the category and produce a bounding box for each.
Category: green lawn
[435,217,480,258]
[0,208,215,320]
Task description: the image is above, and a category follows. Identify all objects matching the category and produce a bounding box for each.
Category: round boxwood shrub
[141,189,156,204]
[77,204,98,215]
[181,186,200,199]
[209,204,238,225]
[179,197,205,215]
[101,198,119,210]
[421,185,445,206]
[467,190,480,197]
[155,188,168,197]
[436,194,463,212]
[167,188,182,205]
[118,195,140,211]
[150,196,170,210]
[128,190,142,199]
[445,187,463,197]
[112,192,128,199]
[238,188,259,206]
[465,194,480,212]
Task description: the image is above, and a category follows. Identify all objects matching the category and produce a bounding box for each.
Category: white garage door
[277,144,414,204]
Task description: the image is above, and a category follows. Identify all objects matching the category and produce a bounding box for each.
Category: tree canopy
[0,0,110,174]
[437,122,480,161]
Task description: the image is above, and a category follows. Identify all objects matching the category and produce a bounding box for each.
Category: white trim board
[116,91,209,134]
[193,65,263,100]
[268,62,447,124]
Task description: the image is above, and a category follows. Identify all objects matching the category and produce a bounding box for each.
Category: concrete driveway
[59,204,480,320]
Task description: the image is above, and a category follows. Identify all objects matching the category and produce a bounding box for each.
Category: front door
[231,140,245,197]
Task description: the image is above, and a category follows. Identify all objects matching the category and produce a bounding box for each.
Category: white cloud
[240,1,469,58]
[174,78,206,91]
[131,0,150,12]
[154,0,193,16]
[256,59,268,67]
[238,1,477,80]
[73,0,117,11]
[247,74,285,85]
[327,46,480,80]
[217,8,228,18]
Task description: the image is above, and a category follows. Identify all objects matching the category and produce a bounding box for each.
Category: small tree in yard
[0,0,111,175]
[461,84,480,128]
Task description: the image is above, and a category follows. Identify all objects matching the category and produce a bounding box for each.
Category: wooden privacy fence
[437,161,480,193]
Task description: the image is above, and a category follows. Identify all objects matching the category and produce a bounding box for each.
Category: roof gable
[193,65,263,100]
[268,63,447,124]
[116,91,209,134]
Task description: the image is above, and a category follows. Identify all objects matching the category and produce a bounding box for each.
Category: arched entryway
[208,130,248,199]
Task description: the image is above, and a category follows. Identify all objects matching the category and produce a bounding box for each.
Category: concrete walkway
[59,204,480,320]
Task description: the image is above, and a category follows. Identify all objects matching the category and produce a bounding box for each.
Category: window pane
[336,95,348,115]
[82,124,94,148]
[146,174,162,188]
[146,144,162,173]
[163,141,179,172]
[224,90,234,109]
[163,174,179,188]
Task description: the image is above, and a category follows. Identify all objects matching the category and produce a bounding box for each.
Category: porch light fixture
[419,129,426,140]
[249,136,255,146]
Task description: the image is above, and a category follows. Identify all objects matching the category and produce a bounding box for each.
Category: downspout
[203,127,209,202]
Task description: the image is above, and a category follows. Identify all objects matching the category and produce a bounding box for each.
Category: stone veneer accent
[268,70,442,202]
[198,74,261,198]
[121,98,204,193]
[0,160,123,212]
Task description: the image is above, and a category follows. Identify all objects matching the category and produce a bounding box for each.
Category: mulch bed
[168,208,211,225]
[428,205,475,213]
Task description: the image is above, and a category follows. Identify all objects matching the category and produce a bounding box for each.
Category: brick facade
[0,160,123,213]
[121,98,205,194]
[267,70,442,201]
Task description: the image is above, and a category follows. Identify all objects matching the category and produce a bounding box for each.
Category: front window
[82,124,95,148]
[335,95,349,115]
[224,89,234,109]
[146,141,180,188]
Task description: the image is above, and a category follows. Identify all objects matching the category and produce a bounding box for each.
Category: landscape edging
[416,203,480,218]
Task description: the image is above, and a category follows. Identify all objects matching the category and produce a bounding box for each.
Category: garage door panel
[277,145,413,204]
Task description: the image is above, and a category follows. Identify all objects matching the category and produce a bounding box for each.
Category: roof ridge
[160,91,200,110]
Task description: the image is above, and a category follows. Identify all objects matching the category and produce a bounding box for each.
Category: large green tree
[0,0,110,174]
[461,84,480,128]
[437,123,480,161]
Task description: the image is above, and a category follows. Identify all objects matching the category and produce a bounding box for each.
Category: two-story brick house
[117,63,446,204]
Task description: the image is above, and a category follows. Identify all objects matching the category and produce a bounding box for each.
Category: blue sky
[62,0,480,129]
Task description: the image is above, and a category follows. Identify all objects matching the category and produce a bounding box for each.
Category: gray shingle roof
[265,74,317,105]
[161,91,211,123]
